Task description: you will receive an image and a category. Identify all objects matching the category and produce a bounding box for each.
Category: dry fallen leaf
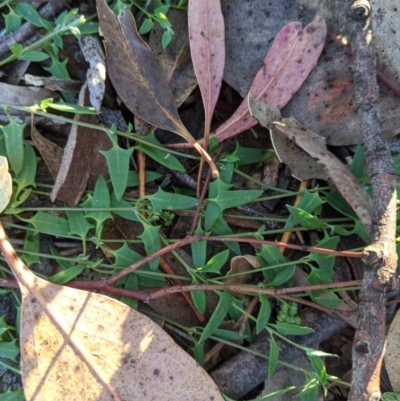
[50,83,112,206]
[249,96,373,234]
[149,9,197,107]
[0,157,12,213]
[385,307,400,392]
[248,93,328,181]
[0,230,224,399]
[96,0,218,177]
[30,124,64,180]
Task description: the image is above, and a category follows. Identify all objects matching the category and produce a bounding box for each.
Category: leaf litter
[0,158,224,401]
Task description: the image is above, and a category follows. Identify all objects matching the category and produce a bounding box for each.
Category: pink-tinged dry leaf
[96,0,218,177]
[188,0,225,138]
[0,223,224,401]
[212,14,327,143]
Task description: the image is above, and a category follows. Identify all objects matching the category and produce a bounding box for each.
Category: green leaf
[286,205,325,230]
[161,29,173,48]
[0,316,14,335]
[19,50,50,62]
[13,143,37,200]
[20,212,70,236]
[135,132,185,172]
[107,241,142,268]
[285,191,324,229]
[100,144,133,201]
[313,294,343,309]
[66,210,94,249]
[21,229,40,267]
[218,161,234,184]
[47,101,96,115]
[310,355,327,385]
[268,335,281,378]
[272,322,314,336]
[48,265,85,284]
[257,245,287,282]
[138,223,161,271]
[1,117,25,174]
[198,250,229,274]
[110,193,139,222]
[267,265,296,287]
[85,175,113,237]
[4,6,22,33]
[256,295,271,334]
[199,291,232,343]
[146,187,199,212]
[0,388,25,401]
[191,224,207,268]
[229,142,275,166]
[120,271,139,309]
[212,328,248,341]
[139,17,154,34]
[210,215,241,255]
[9,44,23,58]
[350,144,366,182]
[190,278,206,315]
[126,170,162,187]
[0,339,19,361]
[15,2,45,27]
[78,21,99,34]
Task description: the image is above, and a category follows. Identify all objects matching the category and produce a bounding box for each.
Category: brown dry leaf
[224,255,260,299]
[96,0,218,176]
[248,93,328,180]
[0,223,224,401]
[30,124,63,180]
[249,96,372,233]
[385,307,400,392]
[51,83,112,206]
[273,120,373,233]
[149,9,197,107]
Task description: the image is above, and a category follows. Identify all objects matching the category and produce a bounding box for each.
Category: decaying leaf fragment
[0,229,224,400]
[50,83,112,206]
[249,96,373,234]
[385,307,400,392]
[96,0,218,177]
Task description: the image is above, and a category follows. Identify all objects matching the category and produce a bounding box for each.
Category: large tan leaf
[0,156,12,213]
[0,223,224,401]
[385,307,400,392]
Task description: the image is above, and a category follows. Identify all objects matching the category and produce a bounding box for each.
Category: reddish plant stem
[159,257,205,323]
[106,234,362,286]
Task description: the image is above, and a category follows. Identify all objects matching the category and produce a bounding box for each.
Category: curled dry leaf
[51,83,111,206]
[30,124,63,180]
[96,0,218,177]
[385,307,400,392]
[249,93,327,180]
[249,96,372,233]
[0,222,224,401]
[224,255,260,299]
